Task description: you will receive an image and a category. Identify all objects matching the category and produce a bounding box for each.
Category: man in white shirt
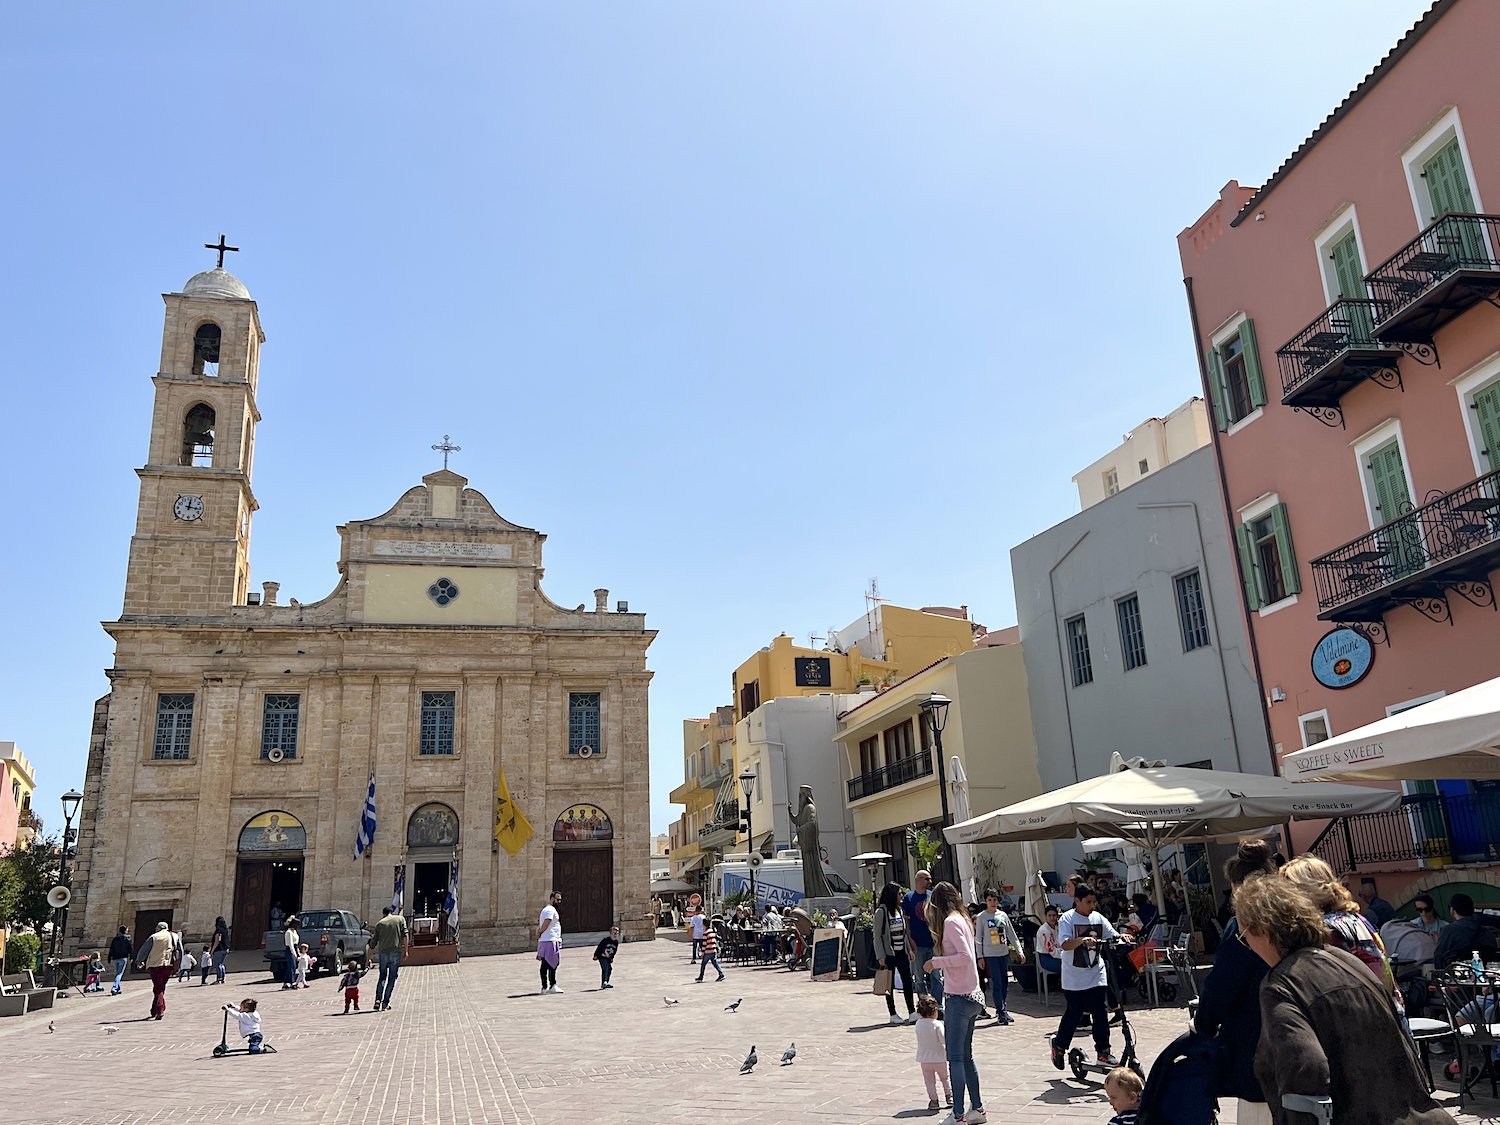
[1050,887,1121,1071]
[536,891,564,994]
[688,908,707,963]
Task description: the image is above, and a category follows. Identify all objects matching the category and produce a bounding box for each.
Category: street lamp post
[45,788,84,988]
[738,769,758,907]
[919,694,953,885]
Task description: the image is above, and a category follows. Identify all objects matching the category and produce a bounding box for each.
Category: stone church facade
[71,261,655,954]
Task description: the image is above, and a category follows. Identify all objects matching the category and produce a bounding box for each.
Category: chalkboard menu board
[810,928,842,981]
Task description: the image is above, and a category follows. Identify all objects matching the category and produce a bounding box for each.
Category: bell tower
[121,243,264,618]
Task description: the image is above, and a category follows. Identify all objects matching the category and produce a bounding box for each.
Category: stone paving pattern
[4,933,1479,1124]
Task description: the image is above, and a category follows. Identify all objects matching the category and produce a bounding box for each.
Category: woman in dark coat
[1234,874,1455,1125]
[1193,839,1277,1125]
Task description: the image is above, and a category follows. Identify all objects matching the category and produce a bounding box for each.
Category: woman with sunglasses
[1413,894,1448,934]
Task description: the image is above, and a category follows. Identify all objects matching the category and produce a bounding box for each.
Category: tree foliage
[0,835,60,931]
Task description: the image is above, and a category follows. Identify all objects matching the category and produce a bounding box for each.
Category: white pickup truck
[263,910,371,977]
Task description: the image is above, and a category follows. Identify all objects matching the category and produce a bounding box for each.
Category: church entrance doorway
[552,804,615,933]
[231,811,307,949]
[412,862,449,919]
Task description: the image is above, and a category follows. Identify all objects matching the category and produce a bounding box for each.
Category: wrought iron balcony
[847,751,934,802]
[1309,467,1500,635]
[698,803,741,846]
[1309,789,1500,871]
[1367,213,1500,347]
[1276,298,1408,426]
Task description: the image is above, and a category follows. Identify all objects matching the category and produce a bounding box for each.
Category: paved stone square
[3,933,1478,1124]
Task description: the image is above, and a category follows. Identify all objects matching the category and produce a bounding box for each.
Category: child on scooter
[84,951,105,992]
[224,998,264,1053]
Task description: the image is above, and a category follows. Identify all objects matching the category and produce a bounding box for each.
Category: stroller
[1137,1028,1219,1124]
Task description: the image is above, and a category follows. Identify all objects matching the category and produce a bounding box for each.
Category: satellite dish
[747,853,764,870]
[266,747,286,763]
[47,885,72,909]
[577,745,595,759]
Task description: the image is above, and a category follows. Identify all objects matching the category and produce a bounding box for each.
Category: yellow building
[668,706,736,882]
[731,605,978,719]
[1,742,38,850]
[835,642,1049,897]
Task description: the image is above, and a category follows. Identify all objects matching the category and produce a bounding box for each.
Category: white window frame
[1401,107,1486,227]
[1298,709,1332,748]
[1210,313,1263,435]
[1237,491,1298,615]
[1350,418,1417,531]
[1452,352,1500,477]
[1312,204,1371,305]
[1103,467,1119,497]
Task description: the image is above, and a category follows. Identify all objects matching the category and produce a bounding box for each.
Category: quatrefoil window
[427,577,460,607]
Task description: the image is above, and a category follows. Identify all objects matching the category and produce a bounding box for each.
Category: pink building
[1178,0,1500,907]
[0,742,39,853]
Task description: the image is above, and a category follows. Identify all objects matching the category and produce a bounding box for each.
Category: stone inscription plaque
[373,540,513,560]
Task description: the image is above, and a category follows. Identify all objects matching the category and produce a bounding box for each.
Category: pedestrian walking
[903,870,943,1005]
[210,916,230,984]
[199,945,213,984]
[280,917,300,989]
[135,921,183,1020]
[924,881,987,1123]
[339,962,368,1013]
[976,888,1022,1024]
[593,926,620,989]
[108,926,132,995]
[688,906,706,962]
[178,948,197,983]
[537,891,564,993]
[294,943,312,988]
[1050,884,1121,1072]
[368,906,410,1011]
[696,918,725,982]
[914,995,952,1111]
[874,881,916,1025]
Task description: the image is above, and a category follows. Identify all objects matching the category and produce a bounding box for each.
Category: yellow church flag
[495,764,534,855]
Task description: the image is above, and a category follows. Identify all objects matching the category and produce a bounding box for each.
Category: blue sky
[1,3,1431,838]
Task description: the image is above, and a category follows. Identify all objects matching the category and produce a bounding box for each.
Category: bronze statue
[789,785,833,899]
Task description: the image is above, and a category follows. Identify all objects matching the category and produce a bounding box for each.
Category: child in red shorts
[340,963,369,1013]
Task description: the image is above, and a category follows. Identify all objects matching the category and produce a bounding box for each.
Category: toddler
[1104,1066,1142,1125]
[224,998,265,1053]
[199,945,213,985]
[914,995,951,1111]
[85,951,105,992]
[178,948,197,983]
[593,926,620,989]
[339,962,368,1013]
[294,944,312,989]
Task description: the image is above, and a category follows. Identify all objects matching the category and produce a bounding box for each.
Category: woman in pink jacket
[924,882,988,1124]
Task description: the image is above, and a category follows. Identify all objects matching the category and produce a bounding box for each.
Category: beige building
[71,260,655,954]
[1071,397,1210,510]
[835,641,1047,896]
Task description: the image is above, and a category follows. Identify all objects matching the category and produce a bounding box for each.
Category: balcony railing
[1309,790,1500,872]
[1367,213,1500,345]
[700,761,733,790]
[1276,298,1403,421]
[1309,466,1500,624]
[698,802,740,841]
[847,751,934,802]
[17,809,42,833]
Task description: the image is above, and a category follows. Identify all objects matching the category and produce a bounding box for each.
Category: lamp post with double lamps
[738,769,758,907]
[44,788,84,988]
[918,694,953,886]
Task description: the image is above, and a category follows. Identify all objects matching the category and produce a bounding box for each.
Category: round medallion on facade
[427,577,460,606]
[1310,627,1375,689]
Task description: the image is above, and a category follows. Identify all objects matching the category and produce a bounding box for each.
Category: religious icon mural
[238,810,307,853]
[407,802,460,848]
[553,803,613,842]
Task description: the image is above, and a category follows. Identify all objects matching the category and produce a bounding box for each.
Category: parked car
[262,910,371,976]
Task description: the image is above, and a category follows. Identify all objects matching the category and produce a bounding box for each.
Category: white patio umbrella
[945,754,1399,916]
[1021,839,1047,919]
[1283,675,1500,781]
[947,755,976,904]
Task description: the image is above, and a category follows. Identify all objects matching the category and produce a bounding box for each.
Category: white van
[712,850,856,910]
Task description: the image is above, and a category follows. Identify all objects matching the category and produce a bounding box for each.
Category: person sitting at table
[1435,893,1499,971]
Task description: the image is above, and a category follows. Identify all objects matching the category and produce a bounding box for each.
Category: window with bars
[568,692,601,755]
[1066,615,1093,687]
[260,694,301,759]
[1117,595,1147,670]
[152,693,195,760]
[1174,570,1211,651]
[419,691,456,756]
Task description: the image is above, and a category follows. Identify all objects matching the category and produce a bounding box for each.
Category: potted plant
[849,886,876,978]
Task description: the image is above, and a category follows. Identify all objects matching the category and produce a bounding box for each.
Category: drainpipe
[1136,499,1246,774]
[1046,529,1092,785]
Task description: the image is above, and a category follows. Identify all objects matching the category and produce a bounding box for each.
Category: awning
[675,854,707,877]
[1283,676,1500,782]
[649,877,697,894]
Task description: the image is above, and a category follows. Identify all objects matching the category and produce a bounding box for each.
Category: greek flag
[354,773,377,861]
[442,858,459,938]
[391,865,405,915]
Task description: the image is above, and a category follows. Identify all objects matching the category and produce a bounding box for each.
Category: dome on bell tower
[182,267,251,301]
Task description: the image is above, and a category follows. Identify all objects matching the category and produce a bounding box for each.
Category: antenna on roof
[809,630,825,649]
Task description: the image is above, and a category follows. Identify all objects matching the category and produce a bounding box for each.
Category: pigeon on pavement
[740,1045,758,1074]
[780,1043,796,1065]
[48,1021,55,1033]
[103,1026,120,1034]
[663,996,680,1007]
[724,998,743,1012]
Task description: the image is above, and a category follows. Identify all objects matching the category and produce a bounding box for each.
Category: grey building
[1010,445,1273,802]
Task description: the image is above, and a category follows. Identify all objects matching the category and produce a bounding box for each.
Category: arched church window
[182,403,216,467]
[192,322,222,376]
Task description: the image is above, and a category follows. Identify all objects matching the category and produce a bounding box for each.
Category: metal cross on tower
[432,434,461,469]
[204,234,240,269]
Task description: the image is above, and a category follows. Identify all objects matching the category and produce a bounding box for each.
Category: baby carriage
[1136,1028,1219,1124]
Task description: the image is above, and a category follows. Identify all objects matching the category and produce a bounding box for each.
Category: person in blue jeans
[976,889,1023,1024]
[368,906,409,1011]
[926,881,987,1123]
[903,870,943,1006]
[108,926,133,995]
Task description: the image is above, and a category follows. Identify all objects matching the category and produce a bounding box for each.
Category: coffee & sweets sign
[1310,628,1374,690]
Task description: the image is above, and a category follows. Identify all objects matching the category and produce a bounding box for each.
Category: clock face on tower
[173,494,205,522]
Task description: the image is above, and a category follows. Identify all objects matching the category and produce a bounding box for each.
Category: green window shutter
[1330,231,1365,301]
[1269,503,1302,596]
[1238,319,1267,409]
[1367,441,1413,521]
[1472,382,1500,473]
[1205,346,1230,431]
[1234,522,1264,610]
[1424,137,1476,218]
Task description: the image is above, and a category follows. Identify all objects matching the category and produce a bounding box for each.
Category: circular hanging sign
[1311,627,1375,689]
[688,893,702,907]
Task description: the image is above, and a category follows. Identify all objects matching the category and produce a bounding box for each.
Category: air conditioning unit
[266,747,286,763]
